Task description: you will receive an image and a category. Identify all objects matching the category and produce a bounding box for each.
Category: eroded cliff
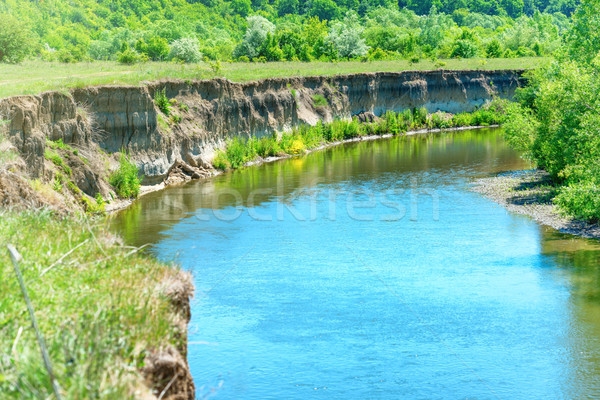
[1,69,523,188]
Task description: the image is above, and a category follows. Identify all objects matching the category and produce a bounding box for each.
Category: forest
[0,0,576,64]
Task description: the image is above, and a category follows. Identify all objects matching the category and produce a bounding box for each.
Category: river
[111,127,600,399]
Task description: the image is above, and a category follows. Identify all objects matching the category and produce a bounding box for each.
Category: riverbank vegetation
[503,0,600,222]
[0,210,190,399]
[213,102,507,170]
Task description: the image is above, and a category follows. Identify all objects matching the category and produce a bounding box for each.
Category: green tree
[486,38,503,57]
[310,0,341,20]
[327,11,369,58]
[234,16,275,59]
[146,36,170,60]
[169,37,203,62]
[563,0,600,64]
[231,0,252,17]
[0,14,30,63]
[278,0,300,16]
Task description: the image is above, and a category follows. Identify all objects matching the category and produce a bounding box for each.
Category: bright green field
[0,57,547,99]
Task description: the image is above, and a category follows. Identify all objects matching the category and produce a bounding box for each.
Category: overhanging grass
[0,57,548,99]
[213,101,507,170]
[0,210,184,399]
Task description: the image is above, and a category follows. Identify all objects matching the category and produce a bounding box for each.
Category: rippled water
[111,128,600,399]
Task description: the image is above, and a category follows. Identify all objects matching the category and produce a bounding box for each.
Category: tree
[146,36,170,60]
[310,0,341,20]
[327,11,369,58]
[231,0,252,17]
[278,0,300,16]
[563,0,600,65]
[234,16,275,59]
[169,37,203,63]
[0,14,30,63]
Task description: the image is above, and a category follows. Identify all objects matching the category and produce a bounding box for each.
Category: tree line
[0,0,575,63]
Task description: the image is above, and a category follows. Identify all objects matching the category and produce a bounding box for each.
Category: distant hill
[0,0,577,63]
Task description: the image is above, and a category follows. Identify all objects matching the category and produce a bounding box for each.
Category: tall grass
[109,153,141,198]
[212,102,507,170]
[0,210,185,399]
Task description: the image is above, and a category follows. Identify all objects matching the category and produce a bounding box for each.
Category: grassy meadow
[0,211,188,399]
[0,57,547,99]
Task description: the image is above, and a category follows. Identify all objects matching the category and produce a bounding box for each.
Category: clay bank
[0,70,522,203]
[0,69,523,400]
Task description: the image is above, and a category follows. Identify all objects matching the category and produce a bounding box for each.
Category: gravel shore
[472,169,600,239]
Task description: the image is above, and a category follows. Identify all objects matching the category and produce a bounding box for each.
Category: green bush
[117,47,140,64]
[312,94,328,108]
[168,37,203,63]
[154,88,172,116]
[109,153,141,198]
[0,14,30,63]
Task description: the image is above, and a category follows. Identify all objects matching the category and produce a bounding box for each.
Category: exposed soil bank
[473,170,600,239]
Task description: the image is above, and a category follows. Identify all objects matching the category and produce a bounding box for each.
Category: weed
[52,176,62,192]
[0,211,183,398]
[44,148,72,175]
[211,101,506,172]
[312,94,328,108]
[154,88,171,116]
[109,152,141,198]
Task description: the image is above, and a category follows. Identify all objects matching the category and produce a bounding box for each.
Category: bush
[109,153,141,198]
[0,14,30,63]
[154,88,172,116]
[145,36,170,60]
[168,37,203,63]
[326,12,369,59]
[117,47,140,64]
[486,39,503,58]
[233,16,275,60]
[312,94,328,108]
[451,39,478,58]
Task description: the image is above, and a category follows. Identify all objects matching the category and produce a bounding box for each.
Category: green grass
[213,101,508,170]
[0,210,185,399]
[0,57,549,99]
[109,153,141,199]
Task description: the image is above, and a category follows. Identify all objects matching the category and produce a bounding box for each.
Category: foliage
[502,0,600,221]
[154,88,172,116]
[213,102,506,170]
[327,12,369,59]
[109,152,141,198]
[168,37,203,63]
[0,14,30,63]
[312,94,328,107]
[0,210,184,398]
[0,0,573,65]
[234,16,275,60]
[117,47,141,64]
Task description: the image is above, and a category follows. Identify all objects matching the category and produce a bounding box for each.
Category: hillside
[0,0,574,64]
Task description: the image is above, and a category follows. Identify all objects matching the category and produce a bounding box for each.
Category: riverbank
[0,58,543,99]
[0,211,195,399]
[473,170,600,239]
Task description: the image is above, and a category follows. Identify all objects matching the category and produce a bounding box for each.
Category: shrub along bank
[503,0,600,223]
[213,101,507,170]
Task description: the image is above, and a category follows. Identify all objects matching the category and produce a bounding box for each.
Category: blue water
[112,128,600,399]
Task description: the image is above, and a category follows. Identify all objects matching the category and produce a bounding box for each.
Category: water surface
[112,128,600,399]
